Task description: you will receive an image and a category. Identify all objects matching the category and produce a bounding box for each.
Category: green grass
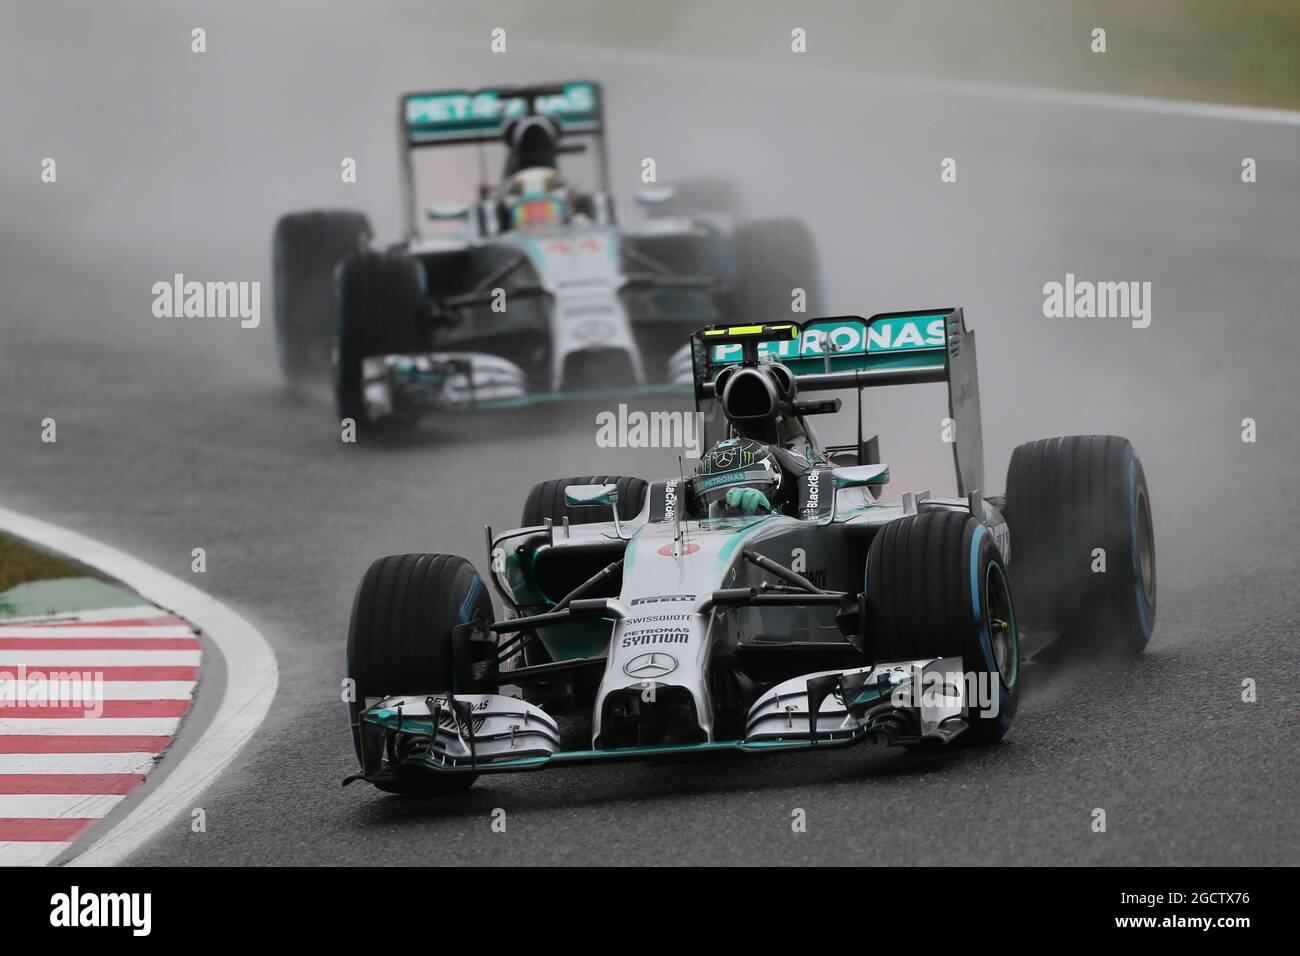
[0,531,83,593]
[956,0,1300,110]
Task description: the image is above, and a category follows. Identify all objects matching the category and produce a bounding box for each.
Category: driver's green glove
[726,486,771,515]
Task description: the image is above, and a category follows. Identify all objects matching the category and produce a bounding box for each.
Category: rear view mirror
[831,463,890,489]
[564,483,628,539]
[564,483,619,508]
[634,186,677,207]
[427,202,471,221]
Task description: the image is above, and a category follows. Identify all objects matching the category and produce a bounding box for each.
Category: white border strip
[492,32,1300,127]
[0,505,278,866]
[873,74,1300,126]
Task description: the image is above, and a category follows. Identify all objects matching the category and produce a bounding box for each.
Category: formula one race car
[344,310,1157,793]
[272,81,822,427]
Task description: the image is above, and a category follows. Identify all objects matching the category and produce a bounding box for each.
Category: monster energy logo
[700,441,761,474]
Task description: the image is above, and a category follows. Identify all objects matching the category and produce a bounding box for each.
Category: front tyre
[865,510,1019,744]
[346,553,493,795]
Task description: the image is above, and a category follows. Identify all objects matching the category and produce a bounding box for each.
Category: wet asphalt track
[1,4,1297,864]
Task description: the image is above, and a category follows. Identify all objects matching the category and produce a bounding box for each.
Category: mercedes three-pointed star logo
[623,652,679,679]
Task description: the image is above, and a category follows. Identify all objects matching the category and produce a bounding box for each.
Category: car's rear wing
[397,80,609,240]
[399,81,604,147]
[690,309,985,496]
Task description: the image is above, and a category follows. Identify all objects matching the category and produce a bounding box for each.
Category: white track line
[0,505,278,866]
[899,75,1300,126]
[81,682,196,701]
[0,841,69,866]
[0,651,200,667]
[0,681,199,701]
[0,606,172,625]
[0,794,124,818]
[522,35,1300,128]
[0,717,182,736]
[0,753,160,774]
[0,625,196,638]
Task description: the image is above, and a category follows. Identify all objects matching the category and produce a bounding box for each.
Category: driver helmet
[503,166,571,229]
[695,438,782,517]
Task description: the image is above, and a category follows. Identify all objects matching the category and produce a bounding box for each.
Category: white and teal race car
[272,81,823,429]
[344,310,1157,793]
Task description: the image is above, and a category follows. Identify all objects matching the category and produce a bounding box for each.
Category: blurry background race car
[271,81,825,427]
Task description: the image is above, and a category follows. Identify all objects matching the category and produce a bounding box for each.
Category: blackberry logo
[662,479,678,524]
[804,469,821,518]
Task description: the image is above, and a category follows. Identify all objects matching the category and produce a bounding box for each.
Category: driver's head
[694,438,782,517]
[503,166,571,229]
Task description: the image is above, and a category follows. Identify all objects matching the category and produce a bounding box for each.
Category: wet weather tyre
[731,217,824,323]
[335,249,423,429]
[272,210,370,386]
[520,476,649,527]
[1003,436,1156,653]
[865,510,1019,744]
[346,553,493,795]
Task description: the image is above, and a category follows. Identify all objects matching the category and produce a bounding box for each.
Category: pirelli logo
[629,594,695,606]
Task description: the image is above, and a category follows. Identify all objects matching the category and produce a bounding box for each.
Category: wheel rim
[1135,486,1155,602]
[984,562,1018,687]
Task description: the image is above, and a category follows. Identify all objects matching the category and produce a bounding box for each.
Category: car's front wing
[349,657,968,784]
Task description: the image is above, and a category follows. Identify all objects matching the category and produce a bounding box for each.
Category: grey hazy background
[0,1,1296,864]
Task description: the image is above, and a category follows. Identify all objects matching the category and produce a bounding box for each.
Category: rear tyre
[731,217,824,324]
[520,475,649,528]
[272,210,370,386]
[335,249,424,430]
[346,553,494,795]
[865,510,1019,744]
[1003,436,1156,653]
